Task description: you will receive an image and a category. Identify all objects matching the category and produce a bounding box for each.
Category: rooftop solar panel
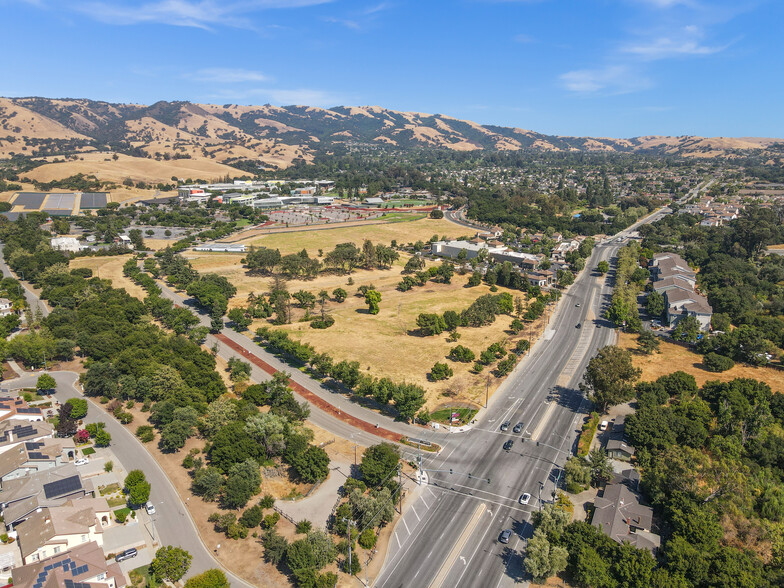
[43,475,82,499]
[42,209,73,217]
[28,452,47,460]
[14,425,37,438]
[46,193,76,210]
[14,192,47,210]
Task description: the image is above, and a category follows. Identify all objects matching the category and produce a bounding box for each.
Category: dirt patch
[619,331,784,393]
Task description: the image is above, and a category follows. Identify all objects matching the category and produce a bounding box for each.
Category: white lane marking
[401,515,411,535]
[411,505,421,522]
[427,486,438,499]
[421,496,429,508]
[395,532,401,548]
[452,509,499,588]
[460,556,466,565]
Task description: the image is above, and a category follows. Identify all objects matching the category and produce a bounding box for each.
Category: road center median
[428,502,486,588]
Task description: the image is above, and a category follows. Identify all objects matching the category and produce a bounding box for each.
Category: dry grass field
[232,216,471,255]
[69,254,147,299]
[618,331,784,393]
[22,151,240,184]
[187,248,544,411]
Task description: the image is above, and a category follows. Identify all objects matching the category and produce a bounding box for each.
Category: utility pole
[485,376,489,409]
[343,519,354,576]
[538,481,544,511]
[398,465,402,513]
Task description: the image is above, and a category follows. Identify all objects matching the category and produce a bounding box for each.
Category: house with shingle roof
[591,483,660,553]
[16,498,113,564]
[12,540,126,587]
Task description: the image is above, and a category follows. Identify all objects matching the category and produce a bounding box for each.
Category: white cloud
[72,0,332,29]
[187,68,269,83]
[206,86,346,107]
[514,33,536,43]
[622,26,726,59]
[560,65,651,94]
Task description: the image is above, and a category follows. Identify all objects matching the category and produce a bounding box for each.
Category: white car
[145,501,156,515]
[74,458,89,466]
[519,493,532,505]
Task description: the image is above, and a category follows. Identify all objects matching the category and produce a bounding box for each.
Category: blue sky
[1,0,781,138]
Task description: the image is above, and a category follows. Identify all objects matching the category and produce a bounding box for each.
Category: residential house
[16,498,113,565]
[592,482,661,553]
[0,420,54,455]
[525,270,556,287]
[0,437,76,483]
[663,288,713,331]
[0,398,45,423]
[606,440,636,461]
[12,540,126,588]
[1,465,92,529]
[649,253,711,330]
[0,298,13,317]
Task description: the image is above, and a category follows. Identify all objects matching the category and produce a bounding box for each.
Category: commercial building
[193,244,247,253]
[649,253,712,330]
[49,237,83,254]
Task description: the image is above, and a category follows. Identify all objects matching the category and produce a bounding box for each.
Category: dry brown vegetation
[618,331,784,393]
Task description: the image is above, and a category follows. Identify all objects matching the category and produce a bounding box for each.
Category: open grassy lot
[188,247,547,411]
[231,215,470,256]
[618,331,784,392]
[70,254,147,299]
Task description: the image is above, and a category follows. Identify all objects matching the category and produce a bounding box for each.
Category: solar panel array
[28,451,47,460]
[80,193,108,208]
[14,424,37,438]
[45,193,76,210]
[43,475,82,499]
[15,193,47,210]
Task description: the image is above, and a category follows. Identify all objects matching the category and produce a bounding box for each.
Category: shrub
[343,478,367,494]
[104,461,114,473]
[704,352,735,372]
[262,512,280,529]
[239,505,264,528]
[311,315,335,329]
[136,425,155,443]
[259,494,275,509]
[296,520,313,534]
[358,528,377,549]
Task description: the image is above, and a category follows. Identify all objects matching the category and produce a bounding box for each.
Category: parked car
[576,323,582,329]
[599,420,609,431]
[145,501,156,515]
[74,458,89,466]
[500,421,510,432]
[575,303,581,307]
[519,493,531,505]
[115,548,137,562]
[503,440,514,451]
[499,529,513,544]
[513,422,524,434]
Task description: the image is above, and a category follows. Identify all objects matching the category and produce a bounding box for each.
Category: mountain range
[1,97,781,179]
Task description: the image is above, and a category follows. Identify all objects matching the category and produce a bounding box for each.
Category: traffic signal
[449,469,453,475]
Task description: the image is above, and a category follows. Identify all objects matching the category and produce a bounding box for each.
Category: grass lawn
[378,212,427,222]
[129,565,160,588]
[235,218,252,227]
[430,407,478,425]
[618,331,784,392]
[82,447,96,455]
[227,216,470,256]
[99,483,121,496]
[113,507,132,522]
[107,495,126,508]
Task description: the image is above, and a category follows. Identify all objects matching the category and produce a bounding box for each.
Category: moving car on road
[513,422,524,434]
[503,440,514,451]
[519,493,531,505]
[499,529,513,544]
[500,421,510,432]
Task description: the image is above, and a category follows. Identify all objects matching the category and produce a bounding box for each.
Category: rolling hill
[1,97,782,181]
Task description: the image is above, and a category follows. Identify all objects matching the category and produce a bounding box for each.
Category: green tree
[597,260,610,275]
[184,569,229,588]
[572,545,617,588]
[290,446,330,483]
[429,362,453,381]
[416,313,447,336]
[191,467,224,501]
[36,373,57,391]
[262,529,288,564]
[524,530,568,582]
[587,448,614,487]
[673,315,701,345]
[151,545,192,583]
[360,443,400,487]
[645,291,665,318]
[227,307,252,331]
[65,397,88,419]
[124,469,151,506]
[332,287,347,303]
[94,429,112,447]
[364,289,381,314]
[703,352,735,372]
[637,329,660,354]
[580,346,641,412]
